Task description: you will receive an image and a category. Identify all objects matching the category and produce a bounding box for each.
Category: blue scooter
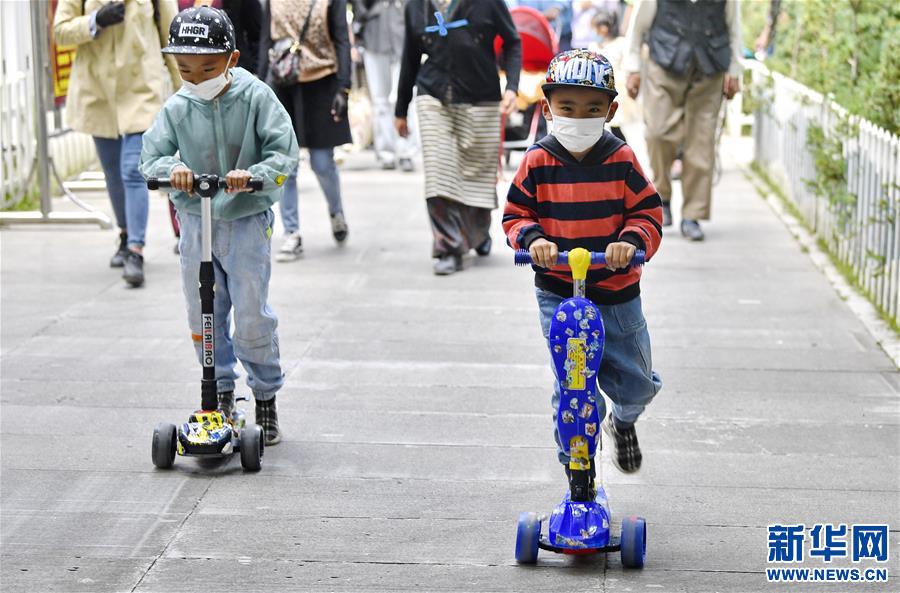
[513,247,647,568]
[147,174,265,472]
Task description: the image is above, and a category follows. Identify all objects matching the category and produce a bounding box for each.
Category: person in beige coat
[54,0,180,286]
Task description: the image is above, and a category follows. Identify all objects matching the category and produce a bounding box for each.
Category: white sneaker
[276,231,303,262]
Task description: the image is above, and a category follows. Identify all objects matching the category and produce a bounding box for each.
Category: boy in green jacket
[141,6,298,446]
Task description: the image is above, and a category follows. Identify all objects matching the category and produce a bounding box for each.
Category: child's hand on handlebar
[529,238,558,269]
[225,169,252,193]
[170,165,194,195]
[605,241,636,271]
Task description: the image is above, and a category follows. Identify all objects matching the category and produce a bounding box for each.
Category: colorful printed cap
[543,49,617,97]
[162,6,235,55]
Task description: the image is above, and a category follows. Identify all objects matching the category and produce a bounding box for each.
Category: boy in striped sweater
[503,49,663,474]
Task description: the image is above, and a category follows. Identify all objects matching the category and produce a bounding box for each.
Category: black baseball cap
[162,6,236,55]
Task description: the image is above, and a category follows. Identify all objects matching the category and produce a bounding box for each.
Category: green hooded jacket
[141,67,298,220]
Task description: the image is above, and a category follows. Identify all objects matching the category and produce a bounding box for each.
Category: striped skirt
[415,94,502,210]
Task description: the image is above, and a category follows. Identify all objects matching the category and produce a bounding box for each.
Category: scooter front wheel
[620,516,646,568]
[515,512,541,564]
[240,424,264,472]
[151,423,177,469]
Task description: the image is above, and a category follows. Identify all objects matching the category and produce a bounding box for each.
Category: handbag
[268,0,319,87]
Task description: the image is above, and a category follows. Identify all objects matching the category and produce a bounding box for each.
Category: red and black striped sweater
[503,132,663,305]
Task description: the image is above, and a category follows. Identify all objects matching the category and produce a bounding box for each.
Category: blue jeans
[177,209,283,401]
[280,148,343,234]
[536,288,662,463]
[93,134,149,248]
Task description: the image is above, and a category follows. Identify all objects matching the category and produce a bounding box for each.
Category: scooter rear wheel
[240,424,264,471]
[620,516,646,568]
[515,512,541,564]
[152,423,177,469]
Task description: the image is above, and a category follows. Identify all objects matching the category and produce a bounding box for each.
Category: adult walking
[623,0,743,241]
[395,0,522,275]
[352,0,417,172]
[260,0,353,262]
[54,0,180,287]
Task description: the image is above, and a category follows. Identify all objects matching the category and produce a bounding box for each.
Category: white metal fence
[749,61,900,325]
[0,0,96,210]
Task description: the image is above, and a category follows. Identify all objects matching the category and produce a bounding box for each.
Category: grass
[2,188,41,212]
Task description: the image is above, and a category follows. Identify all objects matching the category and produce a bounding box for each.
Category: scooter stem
[568,248,590,298]
[199,193,217,411]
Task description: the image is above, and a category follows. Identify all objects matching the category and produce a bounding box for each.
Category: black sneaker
[122,251,144,287]
[110,231,128,268]
[255,397,281,446]
[661,202,672,227]
[602,415,642,473]
[218,391,235,421]
[475,236,492,257]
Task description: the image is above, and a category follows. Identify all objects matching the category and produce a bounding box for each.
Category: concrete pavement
[1,137,898,592]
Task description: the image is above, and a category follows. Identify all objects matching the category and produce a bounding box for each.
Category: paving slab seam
[128,479,213,593]
[6,467,899,493]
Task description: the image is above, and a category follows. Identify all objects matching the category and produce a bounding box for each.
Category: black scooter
[147,174,264,471]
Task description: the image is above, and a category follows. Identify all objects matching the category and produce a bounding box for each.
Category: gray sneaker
[680,219,705,241]
[331,213,348,243]
[276,231,303,262]
[433,254,462,275]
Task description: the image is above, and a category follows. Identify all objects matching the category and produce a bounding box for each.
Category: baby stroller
[496,6,558,167]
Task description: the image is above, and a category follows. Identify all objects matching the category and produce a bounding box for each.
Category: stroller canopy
[496,6,559,73]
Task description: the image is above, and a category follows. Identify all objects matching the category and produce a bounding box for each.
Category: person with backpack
[260,0,353,262]
[54,0,181,287]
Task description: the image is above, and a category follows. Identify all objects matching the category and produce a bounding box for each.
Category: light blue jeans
[280,148,343,234]
[177,209,283,401]
[536,288,662,463]
[93,134,149,248]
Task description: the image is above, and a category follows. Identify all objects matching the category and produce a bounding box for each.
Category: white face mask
[548,108,609,154]
[182,68,232,101]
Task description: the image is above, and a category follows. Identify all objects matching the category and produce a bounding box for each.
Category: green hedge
[743,0,899,134]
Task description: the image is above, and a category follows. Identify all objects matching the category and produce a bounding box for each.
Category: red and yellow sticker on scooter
[568,436,590,470]
[566,338,586,390]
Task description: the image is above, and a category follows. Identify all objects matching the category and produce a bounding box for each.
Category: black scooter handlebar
[147,174,264,196]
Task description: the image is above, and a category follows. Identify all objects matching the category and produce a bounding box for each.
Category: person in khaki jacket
[54,0,181,286]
